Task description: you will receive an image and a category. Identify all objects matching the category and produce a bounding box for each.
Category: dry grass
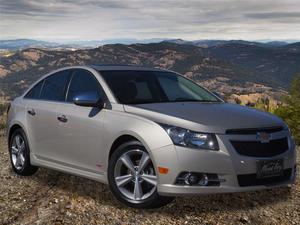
[0,102,8,131]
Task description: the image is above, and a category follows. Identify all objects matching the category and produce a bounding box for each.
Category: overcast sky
[1,0,300,41]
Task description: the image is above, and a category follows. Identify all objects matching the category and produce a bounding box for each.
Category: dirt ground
[0,136,299,225]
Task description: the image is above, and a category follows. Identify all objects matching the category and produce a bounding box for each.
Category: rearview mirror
[73,92,104,108]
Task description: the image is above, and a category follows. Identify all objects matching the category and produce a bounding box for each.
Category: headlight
[161,125,219,150]
[284,125,292,135]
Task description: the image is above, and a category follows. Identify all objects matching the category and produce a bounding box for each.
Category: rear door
[25,70,72,160]
[56,69,107,173]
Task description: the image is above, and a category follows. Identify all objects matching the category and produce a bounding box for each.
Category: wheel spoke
[138,152,150,172]
[15,155,22,168]
[15,136,23,149]
[19,142,25,152]
[134,180,143,200]
[120,154,136,173]
[141,174,157,186]
[115,174,133,187]
[19,154,25,165]
[11,146,19,155]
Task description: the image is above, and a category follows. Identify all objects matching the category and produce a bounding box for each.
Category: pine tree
[274,76,300,145]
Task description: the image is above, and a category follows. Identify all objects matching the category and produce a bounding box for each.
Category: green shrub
[274,76,300,145]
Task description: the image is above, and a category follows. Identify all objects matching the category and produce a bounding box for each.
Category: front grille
[226,126,283,135]
[237,168,292,187]
[231,137,288,157]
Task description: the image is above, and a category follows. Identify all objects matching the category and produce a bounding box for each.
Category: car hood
[124,102,285,134]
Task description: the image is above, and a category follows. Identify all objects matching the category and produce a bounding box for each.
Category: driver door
[56,69,107,173]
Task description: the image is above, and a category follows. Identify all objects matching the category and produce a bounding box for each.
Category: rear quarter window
[40,70,71,102]
[24,80,44,99]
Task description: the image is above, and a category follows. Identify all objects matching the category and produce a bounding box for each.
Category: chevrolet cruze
[7,65,297,208]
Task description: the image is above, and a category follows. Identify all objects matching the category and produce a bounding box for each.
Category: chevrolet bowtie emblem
[256,132,272,143]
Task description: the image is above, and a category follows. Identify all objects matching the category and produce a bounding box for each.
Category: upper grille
[226,126,283,135]
[231,137,288,157]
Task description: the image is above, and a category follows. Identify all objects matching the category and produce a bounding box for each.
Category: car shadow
[28,167,293,215]
[28,168,120,207]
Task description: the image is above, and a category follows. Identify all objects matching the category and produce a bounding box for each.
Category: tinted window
[24,80,44,99]
[40,70,71,102]
[67,69,101,102]
[100,70,220,104]
[157,75,216,101]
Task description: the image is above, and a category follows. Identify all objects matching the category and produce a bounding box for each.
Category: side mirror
[73,92,104,108]
[212,91,225,101]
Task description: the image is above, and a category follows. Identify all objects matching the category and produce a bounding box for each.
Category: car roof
[90,64,168,72]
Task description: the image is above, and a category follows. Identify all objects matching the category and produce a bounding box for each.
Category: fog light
[175,171,221,186]
[184,173,199,185]
[198,174,209,186]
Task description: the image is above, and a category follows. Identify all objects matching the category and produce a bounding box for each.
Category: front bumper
[151,131,297,196]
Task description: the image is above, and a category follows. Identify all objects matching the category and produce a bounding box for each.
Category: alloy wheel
[114,149,157,201]
[11,134,26,170]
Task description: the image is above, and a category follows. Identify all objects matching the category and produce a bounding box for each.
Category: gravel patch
[0,137,299,225]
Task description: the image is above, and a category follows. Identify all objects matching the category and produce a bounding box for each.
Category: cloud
[0,0,299,40]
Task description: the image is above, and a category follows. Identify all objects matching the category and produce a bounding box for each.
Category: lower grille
[231,137,288,157]
[237,169,292,187]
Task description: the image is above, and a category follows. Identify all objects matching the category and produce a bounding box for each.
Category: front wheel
[108,141,174,208]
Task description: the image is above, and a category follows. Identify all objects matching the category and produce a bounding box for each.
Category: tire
[9,128,38,176]
[108,141,174,208]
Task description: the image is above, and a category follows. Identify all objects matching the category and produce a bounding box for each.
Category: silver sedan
[7,65,297,208]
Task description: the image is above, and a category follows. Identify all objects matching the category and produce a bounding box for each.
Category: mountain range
[0,38,170,50]
[1,38,299,51]
[0,41,299,102]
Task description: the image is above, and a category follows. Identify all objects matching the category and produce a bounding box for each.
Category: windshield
[100,70,221,104]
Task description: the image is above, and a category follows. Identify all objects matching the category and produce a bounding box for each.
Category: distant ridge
[164,39,292,48]
[0,39,59,50]
[1,38,299,51]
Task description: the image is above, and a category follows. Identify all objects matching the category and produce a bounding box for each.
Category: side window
[24,80,44,99]
[66,69,101,102]
[40,70,71,102]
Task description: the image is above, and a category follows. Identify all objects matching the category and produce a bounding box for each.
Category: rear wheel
[108,141,174,208]
[9,128,38,176]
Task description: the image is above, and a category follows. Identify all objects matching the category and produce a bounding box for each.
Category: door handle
[57,115,68,123]
[27,109,36,116]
